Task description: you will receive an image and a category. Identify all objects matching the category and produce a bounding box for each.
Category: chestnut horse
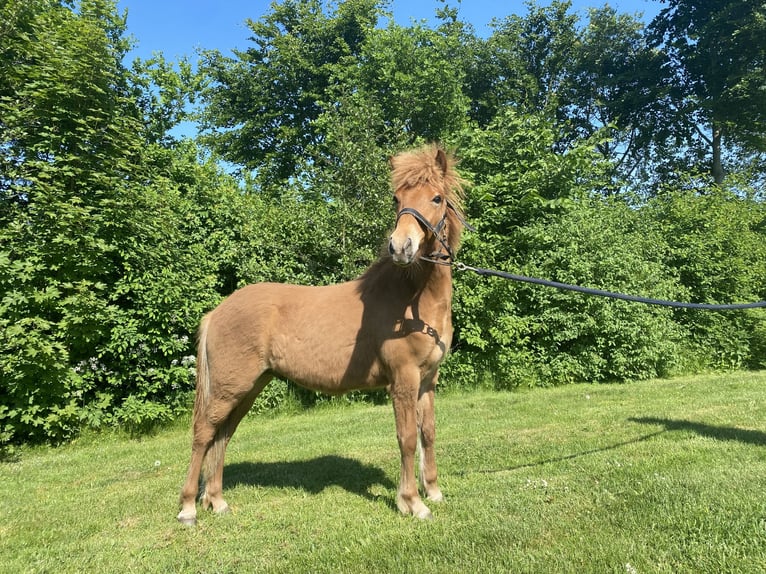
[177,145,468,525]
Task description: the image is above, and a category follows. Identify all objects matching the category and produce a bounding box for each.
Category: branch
[694,123,712,146]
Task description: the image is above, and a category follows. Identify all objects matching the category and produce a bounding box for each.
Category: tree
[568,7,671,185]
[467,1,578,124]
[199,0,384,187]
[352,6,471,143]
[129,54,203,146]
[648,0,766,183]
[0,0,225,444]
[0,0,145,442]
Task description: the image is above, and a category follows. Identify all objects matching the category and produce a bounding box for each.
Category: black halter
[394,202,474,265]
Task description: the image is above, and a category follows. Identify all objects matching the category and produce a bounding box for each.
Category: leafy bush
[0,3,223,444]
[643,184,766,370]
[447,197,688,388]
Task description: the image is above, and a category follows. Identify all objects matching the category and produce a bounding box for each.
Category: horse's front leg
[417,373,443,503]
[391,368,433,519]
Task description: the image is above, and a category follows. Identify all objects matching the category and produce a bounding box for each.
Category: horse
[177,144,468,525]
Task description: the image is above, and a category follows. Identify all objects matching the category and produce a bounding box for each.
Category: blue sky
[116,0,662,62]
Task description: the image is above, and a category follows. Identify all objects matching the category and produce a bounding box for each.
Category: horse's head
[387,146,466,267]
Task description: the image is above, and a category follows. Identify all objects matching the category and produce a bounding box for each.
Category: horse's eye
[432,195,443,205]
[392,196,400,206]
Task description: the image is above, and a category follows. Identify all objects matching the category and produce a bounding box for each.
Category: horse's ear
[435,148,448,175]
[388,155,395,169]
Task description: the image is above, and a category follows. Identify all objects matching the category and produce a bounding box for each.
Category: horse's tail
[193,313,212,425]
[193,313,224,487]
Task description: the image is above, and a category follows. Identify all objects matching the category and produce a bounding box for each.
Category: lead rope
[451,262,766,310]
[413,209,766,310]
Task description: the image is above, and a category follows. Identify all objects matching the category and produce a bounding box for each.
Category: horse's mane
[389,144,468,257]
[390,144,466,210]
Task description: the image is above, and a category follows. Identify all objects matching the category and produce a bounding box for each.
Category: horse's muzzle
[389,235,417,266]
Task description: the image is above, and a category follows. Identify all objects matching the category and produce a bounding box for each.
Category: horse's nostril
[388,240,395,255]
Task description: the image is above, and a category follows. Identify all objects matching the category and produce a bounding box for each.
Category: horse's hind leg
[178,420,216,525]
[199,373,272,516]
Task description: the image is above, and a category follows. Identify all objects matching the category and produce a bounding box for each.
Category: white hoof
[414,507,434,520]
[397,495,434,519]
[426,489,444,503]
[177,511,197,526]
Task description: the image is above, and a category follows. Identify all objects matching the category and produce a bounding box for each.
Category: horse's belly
[268,330,388,393]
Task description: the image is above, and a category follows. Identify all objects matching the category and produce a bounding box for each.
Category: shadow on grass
[455,430,667,476]
[455,417,766,477]
[629,417,766,446]
[223,455,396,504]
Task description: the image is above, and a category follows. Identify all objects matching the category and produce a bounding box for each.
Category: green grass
[3,372,766,573]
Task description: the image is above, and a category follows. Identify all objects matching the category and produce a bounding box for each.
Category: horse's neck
[418,263,452,305]
[361,258,452,304]
[391,261,453,322]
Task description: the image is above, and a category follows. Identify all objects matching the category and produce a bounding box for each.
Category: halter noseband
[394,202,473,265]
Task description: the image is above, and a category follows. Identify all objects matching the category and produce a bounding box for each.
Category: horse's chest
[391,316,451,368]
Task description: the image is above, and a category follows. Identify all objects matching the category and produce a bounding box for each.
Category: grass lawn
[2,371,766,573]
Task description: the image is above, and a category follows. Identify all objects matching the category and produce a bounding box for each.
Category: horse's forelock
[390,145,466,211]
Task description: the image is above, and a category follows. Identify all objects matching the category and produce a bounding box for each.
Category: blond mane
[390,144,466,209]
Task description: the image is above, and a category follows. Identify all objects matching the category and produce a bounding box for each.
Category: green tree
[468,0,578,124]
[0,0,142,442]
[199,0,384,187]
[129,54,203,145]
[354,10,471,142]
[0,0,225,444]
[568,7,670,187]
[648,0,766,184]
[198,0,474,278]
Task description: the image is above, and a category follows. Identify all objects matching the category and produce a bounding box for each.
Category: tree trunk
[711,124,724,184]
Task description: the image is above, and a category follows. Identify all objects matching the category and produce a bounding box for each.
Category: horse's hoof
[397,495,434,520]
[426,490,444,503]
[214,504,231,515]
[415,508,434,520]
[177,512,197,526]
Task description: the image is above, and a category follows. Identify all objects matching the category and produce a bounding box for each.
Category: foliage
[648,0,766,183]
[1,0,765,445]
[353,15,471,142]
[198,0,385,185]
[643,184,766,370]
[0,0,141,443]
[447,196,688,388]
[129,54,203,145]
[568,6,669,184]
[0,1,223,444]
[475,0,579,120]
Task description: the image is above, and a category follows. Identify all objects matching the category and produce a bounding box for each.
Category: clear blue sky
[116,0,662,62]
